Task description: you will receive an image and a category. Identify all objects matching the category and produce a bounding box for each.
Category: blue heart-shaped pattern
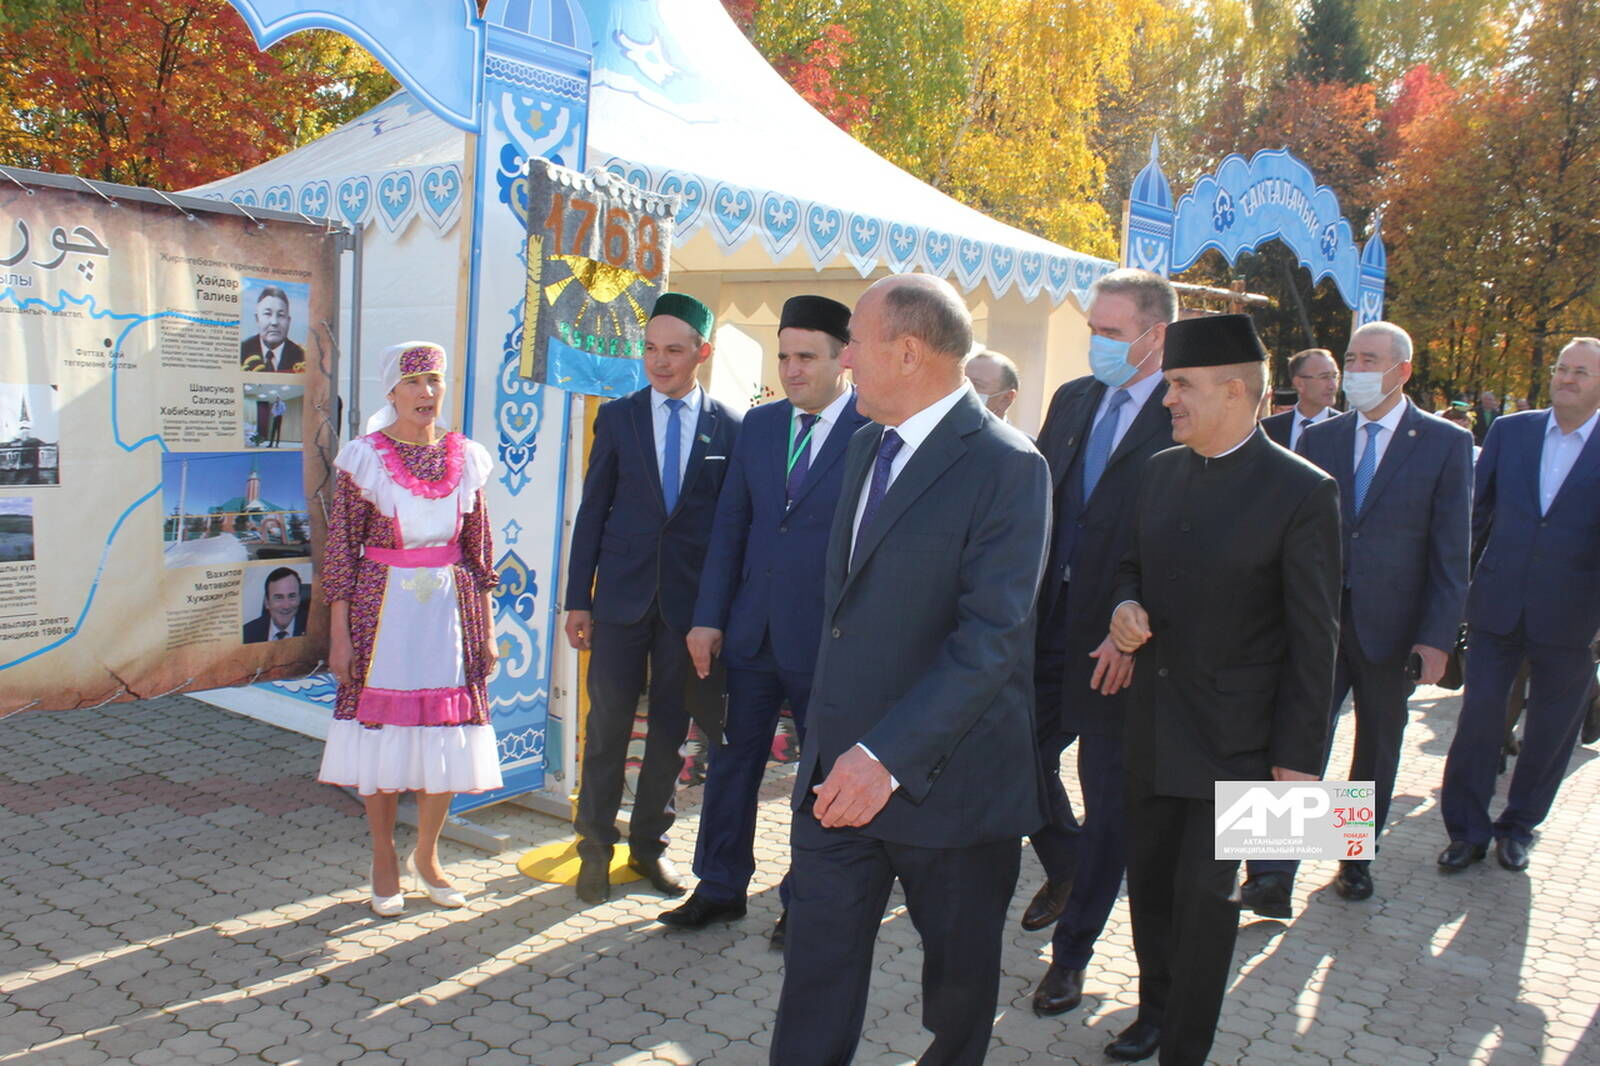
[761,193,801,254]
[1073,259,1096,291]
[263,185,293,213]
[847,215,883,260]
[955,238,984,285]
[988,245,1015,279]
[377,171,416,230]
[1046,257,1071,290]
[711,184,756,244]
[421,165,462,227]
[297,181,331,219]
[337,177,372,226]
[623,166,649,190]
[1018,252,1043,289]
[659,173,706,229]
[885,222,919,269]
[231,189,259,208]
[805,204,844,260]
[922,231,953,275]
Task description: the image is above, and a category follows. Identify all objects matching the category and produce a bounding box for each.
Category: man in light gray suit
[769,274,1051,1066]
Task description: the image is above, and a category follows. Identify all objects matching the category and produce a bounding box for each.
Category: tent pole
[348,223,365,440]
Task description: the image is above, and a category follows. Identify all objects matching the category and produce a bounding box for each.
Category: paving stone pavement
[1,686,1598,1065]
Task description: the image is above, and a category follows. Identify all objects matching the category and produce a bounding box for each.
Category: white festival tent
[189,0,1112,434]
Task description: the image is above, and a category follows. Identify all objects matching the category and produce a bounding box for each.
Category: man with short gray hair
[1242,319,1472,916]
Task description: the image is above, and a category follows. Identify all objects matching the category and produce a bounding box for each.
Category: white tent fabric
[190,0,1111,305]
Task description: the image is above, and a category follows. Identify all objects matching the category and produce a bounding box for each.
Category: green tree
[1288,0,1369,84]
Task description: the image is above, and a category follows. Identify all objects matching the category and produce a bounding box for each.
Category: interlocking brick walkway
[1,686,1596,1064]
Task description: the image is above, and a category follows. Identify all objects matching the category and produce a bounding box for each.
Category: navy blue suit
[1260,409,1296,448]
[565,386,742,862]
[1251,401,1472,882]
[1442,409,1600,846]
[1030,373,1171,972]
[687,392,869,906]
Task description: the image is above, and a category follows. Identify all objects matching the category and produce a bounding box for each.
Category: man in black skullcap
[1097,314,1341,1065]
[659,294,869,942]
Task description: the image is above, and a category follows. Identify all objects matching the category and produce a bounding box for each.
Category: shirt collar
[1358,397,1408,435]
[1116,369,1163,410]
[652,384,703,414]
[890,382,971,453]
[1296,404,1331,422]
[797,386,853,427]
[1547,408,1599,442]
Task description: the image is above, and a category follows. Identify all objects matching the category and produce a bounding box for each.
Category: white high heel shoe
[407,851,467,908]
[369,865,404,916]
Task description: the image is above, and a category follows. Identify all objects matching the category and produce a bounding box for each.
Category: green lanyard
[786,414,817,477]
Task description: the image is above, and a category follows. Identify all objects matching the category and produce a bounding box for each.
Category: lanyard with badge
[786,414,817,479]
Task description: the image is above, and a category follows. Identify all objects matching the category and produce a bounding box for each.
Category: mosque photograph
[0,383,61,487]
[160,451,309,568]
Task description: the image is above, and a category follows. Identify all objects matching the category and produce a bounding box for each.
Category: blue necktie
[786,413,820,506]
[858,429,904,534]
[1354,421,1382,513]
[1082,389,1132,502]
[661,397,685,511]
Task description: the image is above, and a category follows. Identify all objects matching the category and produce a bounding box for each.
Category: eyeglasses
[1294,373,1339,383]
[1550,365,1593,380]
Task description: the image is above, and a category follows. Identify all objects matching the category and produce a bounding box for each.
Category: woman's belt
[363,544,461,567]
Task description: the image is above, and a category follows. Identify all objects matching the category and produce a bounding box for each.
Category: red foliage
[773,23,869,133]
[721,0,759,33]
[1,0,337,189]
[1379,64,1458,161]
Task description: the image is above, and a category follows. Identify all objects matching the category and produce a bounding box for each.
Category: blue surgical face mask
[1089,324,1157,388]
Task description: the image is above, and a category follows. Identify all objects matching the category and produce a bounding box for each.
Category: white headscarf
[365,341,449,435]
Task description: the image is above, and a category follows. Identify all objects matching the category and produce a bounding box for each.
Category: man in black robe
[1097,314,1341,1065]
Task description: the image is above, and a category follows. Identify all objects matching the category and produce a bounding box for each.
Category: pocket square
[706,455,727,461]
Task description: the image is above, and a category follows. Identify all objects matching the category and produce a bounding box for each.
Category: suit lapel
[1544,413,1600,518]
[827,428,876,609]
[1358,401,1422,518]
[842,397,976,593]
[629,390,667,515]
[1105,380,1170,472]
[789,393,867,510]
[1324,412,1358,518]
[673,398,719,516]
[770,400,796,500]
[1049,381,1105,491]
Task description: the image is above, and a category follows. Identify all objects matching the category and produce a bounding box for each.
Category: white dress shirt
[1352,399,1408,473]
[1539,409,1598,514]
[850,382,970,549]
[791,387,855,465]
[1289,404,1336,450]
[271,623,294,641]
[650,384,703,486]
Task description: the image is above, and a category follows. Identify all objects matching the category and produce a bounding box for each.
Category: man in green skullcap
[564,292,744,904]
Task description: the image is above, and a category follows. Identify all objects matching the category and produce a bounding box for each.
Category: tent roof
[190,0,1112,304]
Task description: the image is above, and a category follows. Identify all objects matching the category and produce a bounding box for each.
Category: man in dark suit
[1242,322,1472,917]
[240,287,306,373]
[1024,267,1176,1019]
[769,274,1049,1066]
[563,293,742,904]
[660,295,868,942]
[241,566,307,643]
[1440,336,1600,873]
[1104,314,1341,1065]
[1261,348,1340,449]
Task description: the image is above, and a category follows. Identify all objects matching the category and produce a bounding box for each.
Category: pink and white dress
[317,430,503,795]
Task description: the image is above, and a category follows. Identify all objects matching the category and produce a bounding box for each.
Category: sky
[160,450,305,514]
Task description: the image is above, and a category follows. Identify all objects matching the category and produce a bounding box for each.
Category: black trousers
[771,804,1020,1066]
[1124,773,1241,1066]
[573,604,692,862]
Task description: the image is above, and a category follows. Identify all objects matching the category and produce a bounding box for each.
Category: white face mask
[1343,368,1399,413]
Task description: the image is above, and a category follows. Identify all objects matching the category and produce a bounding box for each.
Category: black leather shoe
[1333,861,1374,901]
[1495,837,1530,872]
[1437,840,1487,871]
[575,857,610,904]
[1030,963,1085,1016]
[769,910,787,950]
[1020,877,1073,931]
[658,891,745,929]
[628,855,686,897]
[1106,1019,1161,1062]
[1239,872,1293,919]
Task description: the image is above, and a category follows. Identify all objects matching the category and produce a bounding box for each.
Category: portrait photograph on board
[238,278,311,374]
[161,450,309,568]
[242,383,304,449]
[239,561,313,644]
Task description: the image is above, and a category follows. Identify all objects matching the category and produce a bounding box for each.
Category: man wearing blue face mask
[1025,268,1177,1019]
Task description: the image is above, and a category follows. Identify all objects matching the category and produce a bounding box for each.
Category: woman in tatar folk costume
[318,342,501,915]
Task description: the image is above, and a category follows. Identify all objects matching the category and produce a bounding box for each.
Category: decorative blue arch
[1123,136,1387,324]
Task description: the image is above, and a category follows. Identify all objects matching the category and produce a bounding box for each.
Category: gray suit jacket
[793,389,1051,848]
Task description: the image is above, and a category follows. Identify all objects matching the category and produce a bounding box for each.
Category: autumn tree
[0,0,395,190]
